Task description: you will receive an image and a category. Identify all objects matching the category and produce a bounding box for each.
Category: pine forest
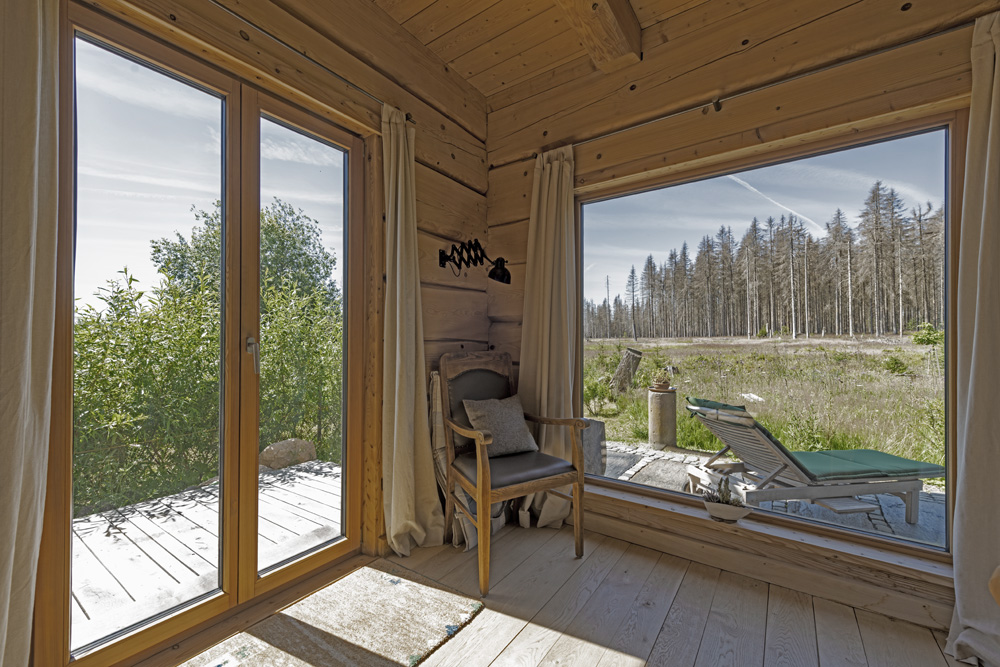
[584,181,945,340]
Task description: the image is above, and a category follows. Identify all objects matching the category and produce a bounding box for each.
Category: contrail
[726,174,825,234]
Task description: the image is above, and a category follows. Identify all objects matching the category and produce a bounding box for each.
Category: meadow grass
[583,335,946,474]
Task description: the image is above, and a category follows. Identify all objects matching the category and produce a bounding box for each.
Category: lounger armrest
[443,417,493,446]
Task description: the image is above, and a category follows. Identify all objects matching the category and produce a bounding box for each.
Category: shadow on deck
[71,460,342,652]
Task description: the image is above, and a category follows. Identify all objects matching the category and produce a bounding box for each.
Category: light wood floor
[389,524,960,667]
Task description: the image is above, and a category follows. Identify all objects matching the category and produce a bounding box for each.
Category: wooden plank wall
[82,0,490,556]
[485,2,982,362]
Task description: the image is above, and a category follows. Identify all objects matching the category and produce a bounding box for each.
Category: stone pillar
[648,386,676,449]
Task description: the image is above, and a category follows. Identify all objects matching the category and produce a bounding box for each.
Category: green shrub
[883,355,909,375]
[912,322,945,347]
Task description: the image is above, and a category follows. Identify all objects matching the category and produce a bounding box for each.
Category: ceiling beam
[553,0,641,73]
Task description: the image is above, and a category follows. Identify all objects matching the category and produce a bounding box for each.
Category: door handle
[246,336,260,375]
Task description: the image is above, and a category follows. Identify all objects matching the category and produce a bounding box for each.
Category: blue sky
[583,130,946,304]
[74,37,344,310]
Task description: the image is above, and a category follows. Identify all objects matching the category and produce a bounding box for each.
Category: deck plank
[258,483,342,525]
[70,463,343,650]
[138,498,219,567]
[113,505,214,575]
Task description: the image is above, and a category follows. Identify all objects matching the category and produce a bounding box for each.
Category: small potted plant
[702,477,751,523]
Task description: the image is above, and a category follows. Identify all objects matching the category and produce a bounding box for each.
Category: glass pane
[257,115,346,572]
[582,130,947,548]
[72,37,224,651]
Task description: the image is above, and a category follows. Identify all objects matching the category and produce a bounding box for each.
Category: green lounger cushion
[790,449,945,482]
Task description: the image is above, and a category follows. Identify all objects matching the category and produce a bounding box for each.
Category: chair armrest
[523,413,589,429]
[524,413,588,474]
[443,416,493,446]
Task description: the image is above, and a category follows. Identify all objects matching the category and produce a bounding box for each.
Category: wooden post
[648,386,677,449]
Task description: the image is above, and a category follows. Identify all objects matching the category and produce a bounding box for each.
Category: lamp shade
[488,257,511,284]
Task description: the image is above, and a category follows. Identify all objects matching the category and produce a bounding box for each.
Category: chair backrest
[688,406,812,485]
[439,352,515,455]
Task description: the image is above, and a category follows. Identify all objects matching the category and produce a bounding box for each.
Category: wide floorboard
[389,525,956,667]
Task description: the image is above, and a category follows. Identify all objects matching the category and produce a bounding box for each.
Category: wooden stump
[610,347,642,394]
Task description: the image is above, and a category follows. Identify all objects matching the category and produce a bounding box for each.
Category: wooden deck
[71,460,342,652]
[389,524,960,667]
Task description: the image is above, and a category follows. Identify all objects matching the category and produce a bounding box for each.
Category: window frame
[575,111,965,561]
[35,4,367,664]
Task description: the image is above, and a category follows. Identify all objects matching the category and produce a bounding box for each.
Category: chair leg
[444,473,455,544]
[573,480,584,558]
[477,500,491,597]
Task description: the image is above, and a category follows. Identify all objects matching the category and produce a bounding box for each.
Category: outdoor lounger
[683,398,945,523]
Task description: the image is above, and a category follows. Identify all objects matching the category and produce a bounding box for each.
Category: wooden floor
[389,524,960,667]
[71,461,342,651]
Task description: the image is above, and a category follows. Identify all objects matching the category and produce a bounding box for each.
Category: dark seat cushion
[452,451,575,488]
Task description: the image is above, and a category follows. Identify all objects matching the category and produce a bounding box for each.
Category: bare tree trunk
[897,237,904,337]
[847,239,855,337]
[804,237,810,338]
[610,348,643,394]
[746,252,752,339]
[606,276,611,339]
[789,229,797,339]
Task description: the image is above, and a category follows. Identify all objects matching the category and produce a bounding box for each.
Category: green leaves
[73,199,343,517]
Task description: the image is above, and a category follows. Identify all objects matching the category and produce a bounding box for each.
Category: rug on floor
[183,559,484,667]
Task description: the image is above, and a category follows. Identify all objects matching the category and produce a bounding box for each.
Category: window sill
[581,477,954,630]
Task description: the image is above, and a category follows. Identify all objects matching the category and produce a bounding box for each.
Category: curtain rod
[574,20,975,151]
[209,0,416,124]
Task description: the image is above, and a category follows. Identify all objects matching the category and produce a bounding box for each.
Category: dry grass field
[583,335,946,477]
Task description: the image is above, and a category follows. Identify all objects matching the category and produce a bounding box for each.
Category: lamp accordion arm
[439,238,511,284]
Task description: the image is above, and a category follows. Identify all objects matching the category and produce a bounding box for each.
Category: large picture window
[582,129,948,549]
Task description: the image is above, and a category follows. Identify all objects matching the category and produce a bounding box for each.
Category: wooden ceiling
[372,0,690,97]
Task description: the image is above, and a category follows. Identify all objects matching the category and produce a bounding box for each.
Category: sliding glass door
[61,12,364,661]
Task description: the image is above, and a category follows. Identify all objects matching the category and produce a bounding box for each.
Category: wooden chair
[439,351,587,596]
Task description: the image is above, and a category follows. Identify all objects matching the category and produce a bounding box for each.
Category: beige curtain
[946,12,1000,666]
[381,106,445,556]
[518,145,578,529]
[0,0,60,663]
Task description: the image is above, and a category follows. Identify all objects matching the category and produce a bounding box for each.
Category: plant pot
[702,500,752,523]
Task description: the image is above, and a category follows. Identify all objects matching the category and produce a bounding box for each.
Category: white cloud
[260,188,343,206]
[78,164,220,195]
[725,175,824,234]
[261,136,344,167]
[75,40,221,121]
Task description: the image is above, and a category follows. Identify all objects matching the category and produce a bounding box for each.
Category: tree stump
[610,348,642,394]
